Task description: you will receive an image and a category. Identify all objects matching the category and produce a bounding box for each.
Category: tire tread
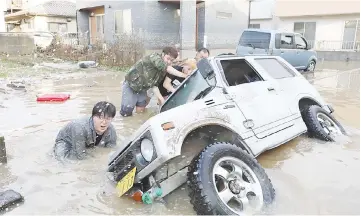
[187,142,275,215]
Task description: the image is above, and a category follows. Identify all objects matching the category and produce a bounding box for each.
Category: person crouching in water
[53,101,117,161]
[157,59,197,104]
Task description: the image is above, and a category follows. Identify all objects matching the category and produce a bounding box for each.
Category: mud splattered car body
[107,55,345,215]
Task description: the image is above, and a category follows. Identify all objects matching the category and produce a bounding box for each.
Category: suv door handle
[268,87,275,91]
[224,104,235,109]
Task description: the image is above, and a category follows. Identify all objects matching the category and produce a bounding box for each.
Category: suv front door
[273,33,297,67]
[216,57,295,141]
[294,34,312,69]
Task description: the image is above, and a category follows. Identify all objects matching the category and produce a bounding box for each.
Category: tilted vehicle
[107,55,346,215]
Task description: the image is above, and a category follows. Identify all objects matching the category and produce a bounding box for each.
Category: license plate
[116,167,137,197]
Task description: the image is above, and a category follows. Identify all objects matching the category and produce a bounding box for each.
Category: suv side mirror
[306,43,311,50]
[197,58,214,79]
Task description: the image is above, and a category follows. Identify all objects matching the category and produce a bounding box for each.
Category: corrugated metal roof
[5,0,76,19]
[29,0,76,17]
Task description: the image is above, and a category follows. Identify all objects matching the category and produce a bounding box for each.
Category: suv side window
[295,35,307,49]
[254,58,296,79]
[275,33,294,49]
[219,59,263,86]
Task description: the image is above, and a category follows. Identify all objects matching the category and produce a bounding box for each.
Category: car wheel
[306,60,316,72]
[187,142,275,215]
[302,105,346,141]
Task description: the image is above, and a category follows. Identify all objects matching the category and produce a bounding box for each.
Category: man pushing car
[120,46,189,117]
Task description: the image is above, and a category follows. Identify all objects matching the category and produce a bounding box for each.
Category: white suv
[107,55,346,215]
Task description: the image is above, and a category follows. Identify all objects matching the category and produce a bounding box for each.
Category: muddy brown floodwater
[0,61,359,215]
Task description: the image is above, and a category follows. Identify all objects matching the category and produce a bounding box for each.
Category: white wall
[250,0,275,20]
[0,0,5,32]
[250,19,277,29]
[205,0,249,48]
[277,14,359,41]
[33,16,77,32]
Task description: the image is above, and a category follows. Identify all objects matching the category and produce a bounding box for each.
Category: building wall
[32,16,77,32]
[0,32,35,54]
[277,14,359,42]
[250,0,274,20]
[77,0,250,50]
[77,0,180,49]
[0,0,5,32]
[204,0,249,49]
[8,15,76,33]
[275,0,359,17]
[250,19,276,29]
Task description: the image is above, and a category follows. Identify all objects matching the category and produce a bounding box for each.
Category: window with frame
[293,22,316,48]
[280,34,294,48]
[96,15,104,34]
[248,24,260,29]
[115,9,132,34]
[342,20,360,50]
[216,11,232,19]
[255,58,296,79]
[48,22,67,33]
[220,59,263,86]
[294,34,307,49]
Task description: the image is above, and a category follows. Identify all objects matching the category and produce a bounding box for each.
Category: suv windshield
[239,31,271,49]
[160,70,213,112]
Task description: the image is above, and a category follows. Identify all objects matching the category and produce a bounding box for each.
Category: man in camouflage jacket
[120,46,188,117]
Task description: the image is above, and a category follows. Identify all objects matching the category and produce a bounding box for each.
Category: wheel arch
[298,96,322,113]
[172,119,254,159]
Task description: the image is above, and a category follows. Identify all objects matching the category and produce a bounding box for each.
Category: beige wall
[275,0,360,17]
[250,19,277,29]
[277,14,360,42]
[14,16,76,33]
[33,16,77,33]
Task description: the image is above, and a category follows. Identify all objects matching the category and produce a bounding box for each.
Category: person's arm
[163,76,176,93]
[166,66,188,78]
[70,124,87,160]
[152,86,165,105]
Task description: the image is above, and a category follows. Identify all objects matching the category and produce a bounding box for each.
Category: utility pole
[248,0,253,28]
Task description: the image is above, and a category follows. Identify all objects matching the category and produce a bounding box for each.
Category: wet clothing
[95,133,103,146]
[158,66,185,97]
[120,81,148,116]
[120,52,168,116]
[124,53,168,93]
[53,116,117,160]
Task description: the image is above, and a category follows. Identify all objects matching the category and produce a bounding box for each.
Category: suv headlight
[140,138,154,162]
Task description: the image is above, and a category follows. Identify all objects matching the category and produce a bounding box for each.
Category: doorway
[88,6,105,45]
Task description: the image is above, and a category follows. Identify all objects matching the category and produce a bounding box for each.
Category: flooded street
[0,60,359,215]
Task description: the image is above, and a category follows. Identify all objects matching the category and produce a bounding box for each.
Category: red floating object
[36,93,70,102]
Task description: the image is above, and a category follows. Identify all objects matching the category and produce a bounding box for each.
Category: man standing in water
[53,101,117,161]
[120,46,189,117]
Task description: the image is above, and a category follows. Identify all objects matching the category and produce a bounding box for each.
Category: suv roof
[242,28,300,35]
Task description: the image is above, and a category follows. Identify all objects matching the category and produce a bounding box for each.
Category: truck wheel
[187,142,275,215]
[302,105,346,141]
[306,60,316,72]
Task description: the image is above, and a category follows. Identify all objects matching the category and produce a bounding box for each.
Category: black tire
[301,105,346,141]
[306,60,316,72]
[187,142,275,215]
